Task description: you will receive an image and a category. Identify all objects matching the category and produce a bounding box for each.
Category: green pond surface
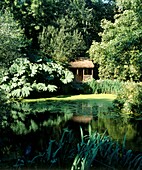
[0,94,142,169]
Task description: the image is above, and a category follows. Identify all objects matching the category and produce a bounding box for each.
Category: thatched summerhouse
[70,59,94,82]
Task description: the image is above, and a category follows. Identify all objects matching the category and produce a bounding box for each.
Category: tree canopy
[39,16,86,62]
[89,0,142,81]
[0,9,28,68]
[0,0,115,62]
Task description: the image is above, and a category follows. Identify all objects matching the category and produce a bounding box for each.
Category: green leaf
[11,89,21,97]
[47,85,57,92]
[0,84,10,92]
[32,83,47,91]
[11,82,17,89]
[2,76,9,82]
[29,64,38,77]
[30,120,38,132]
[60,70,74,84]
[21,86,32,97]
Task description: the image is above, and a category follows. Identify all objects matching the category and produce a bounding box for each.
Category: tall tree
[39,16,86,62]
[89,0,142,81]
[0,0,115,62]
[0,9,28,68]
[65,0,115,48]
[0,0,58,49]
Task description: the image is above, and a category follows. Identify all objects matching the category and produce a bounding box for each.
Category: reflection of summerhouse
[70,59,94,82]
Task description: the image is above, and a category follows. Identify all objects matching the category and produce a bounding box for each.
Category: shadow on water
[0,99,142,169]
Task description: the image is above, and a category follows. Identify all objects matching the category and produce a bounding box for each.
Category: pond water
[0,99,142,168]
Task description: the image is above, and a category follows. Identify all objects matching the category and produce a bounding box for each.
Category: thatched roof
[70,59,94,68]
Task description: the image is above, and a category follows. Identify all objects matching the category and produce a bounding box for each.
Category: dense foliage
[39,17,86,62]
[89,0,142,81]
[0,0,115,62]
[0,9,28,68]
[1,1,142,169]
[0,58,74,98]
[113,82,142,115]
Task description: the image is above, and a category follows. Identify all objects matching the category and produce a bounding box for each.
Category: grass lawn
[23,94,116,102]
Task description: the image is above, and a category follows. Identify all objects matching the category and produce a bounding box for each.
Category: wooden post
[83,68,85,81]
[91,69,93,78]
[76,69,79,81]
[77,69,79,75]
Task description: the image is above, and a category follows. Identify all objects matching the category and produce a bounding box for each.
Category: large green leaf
[21,86,32,97]
[11,89,21,98]
[32,83,48,91]
[60,70,74,84]
[47,85,57,92]
[0,57,74,99]
[29,64,38,77]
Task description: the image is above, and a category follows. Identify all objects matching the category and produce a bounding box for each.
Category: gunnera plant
[0,58,74,99]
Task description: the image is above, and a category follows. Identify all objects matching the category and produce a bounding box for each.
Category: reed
[13,127,142,170]
[71,127,142,170]
[85,79,124,94]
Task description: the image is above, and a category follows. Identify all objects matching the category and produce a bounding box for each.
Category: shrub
[0,58,74,99]
[113,82,142,116]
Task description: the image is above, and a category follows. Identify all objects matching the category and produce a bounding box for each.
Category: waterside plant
[9,127,142,170]
[85,79,124,94]
[112,82,142,116]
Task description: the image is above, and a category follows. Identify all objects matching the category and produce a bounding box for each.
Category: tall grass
[85,79,124,94]
[13,127,142,170]
[71,127,142,170]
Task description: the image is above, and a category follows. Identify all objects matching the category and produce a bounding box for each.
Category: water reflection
[67,100,142,152]
[91,117,142,152]
[0,99,142,164]
[1,101,73,134]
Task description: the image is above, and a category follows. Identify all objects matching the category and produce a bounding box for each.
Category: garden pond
[0,95,142,169]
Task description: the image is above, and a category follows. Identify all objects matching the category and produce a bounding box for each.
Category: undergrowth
[11,127,142,170]
[112,82,142,116]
